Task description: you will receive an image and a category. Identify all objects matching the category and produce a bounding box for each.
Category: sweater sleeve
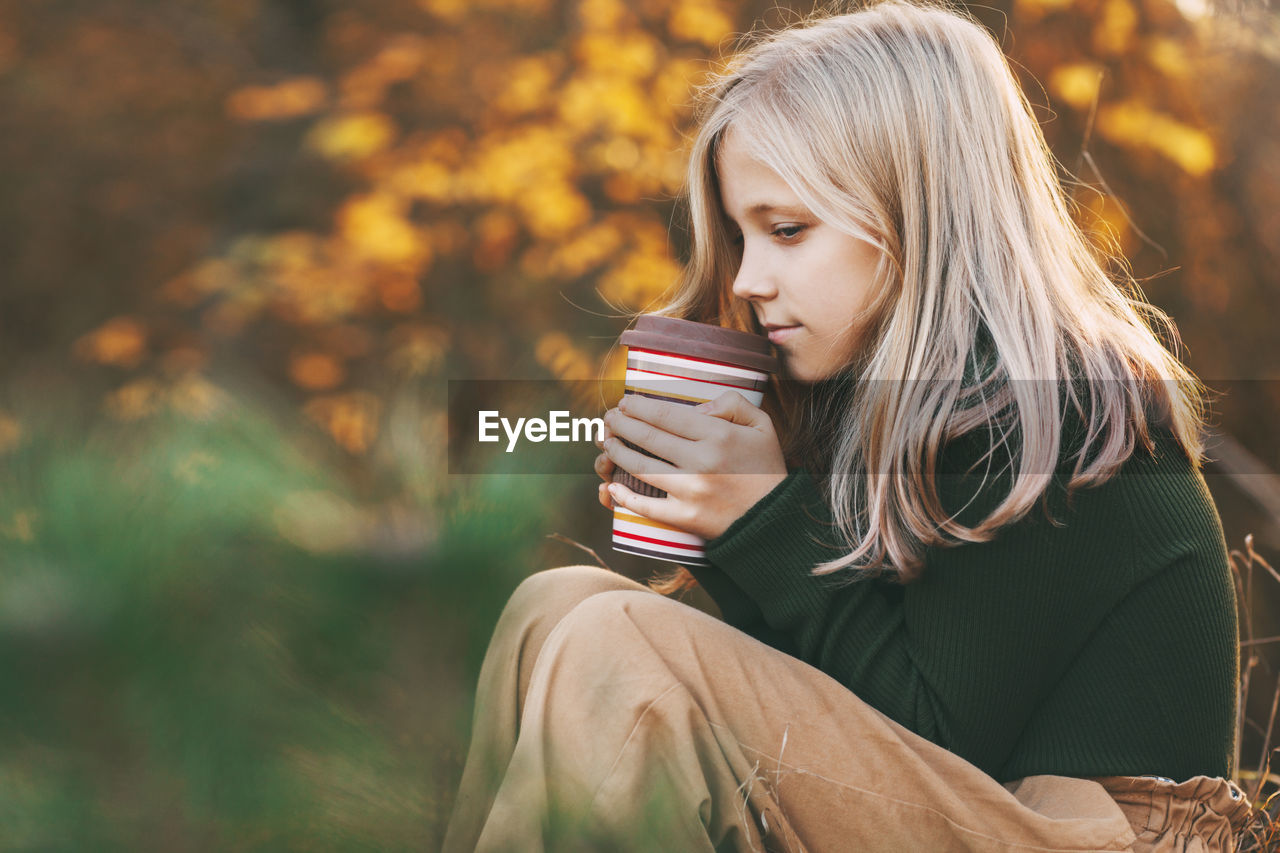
[703,431,1148,774]
[681,561,797,655]
[679,474,803,655]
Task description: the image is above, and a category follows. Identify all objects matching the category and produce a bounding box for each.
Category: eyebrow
[723,202,811,224]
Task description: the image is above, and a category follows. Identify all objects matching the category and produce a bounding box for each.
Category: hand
[593,421,619,511]
[598,390,788,540]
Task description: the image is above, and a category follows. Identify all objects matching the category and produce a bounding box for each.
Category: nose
[730,246,777,304]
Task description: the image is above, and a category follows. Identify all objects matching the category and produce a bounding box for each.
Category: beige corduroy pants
[442,565,1253,852]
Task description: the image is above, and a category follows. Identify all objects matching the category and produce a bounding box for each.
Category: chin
[781,360,821,384]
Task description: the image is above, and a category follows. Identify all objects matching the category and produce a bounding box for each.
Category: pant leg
[472,587,1141,853]
[442,565,655,853]
[1086,775,1253,852]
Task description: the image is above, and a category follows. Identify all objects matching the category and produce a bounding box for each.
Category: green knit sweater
[689,419,1239,784]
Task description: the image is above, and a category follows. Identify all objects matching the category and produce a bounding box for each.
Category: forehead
[714,128,806,217]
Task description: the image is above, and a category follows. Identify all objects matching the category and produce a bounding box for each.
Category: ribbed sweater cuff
[682,562,763,627]
[704,468,847,603]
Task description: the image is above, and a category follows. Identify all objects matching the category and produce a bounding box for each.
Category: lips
[765,325,801,345]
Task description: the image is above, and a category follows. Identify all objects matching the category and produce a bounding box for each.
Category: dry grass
[1231,534,1280,853]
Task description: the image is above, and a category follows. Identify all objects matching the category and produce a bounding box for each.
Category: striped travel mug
[610,315,779,566]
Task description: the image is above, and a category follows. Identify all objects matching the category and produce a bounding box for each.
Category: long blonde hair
[645,0,1211,590]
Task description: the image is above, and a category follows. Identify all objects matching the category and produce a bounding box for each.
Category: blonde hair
[645,0,1211,591]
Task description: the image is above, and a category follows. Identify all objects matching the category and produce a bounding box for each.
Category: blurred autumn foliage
[0,0,1278,846]
[3,0,1280,448]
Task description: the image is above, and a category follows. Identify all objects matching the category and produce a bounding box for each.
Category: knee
[511,564,615,599]
[531,591,689,706]
[547,589,675,651]
[500,565,642,629]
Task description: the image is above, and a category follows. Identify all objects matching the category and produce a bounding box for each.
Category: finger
[598,482,614,510]
[604,409,697,470]
[696,390,763,427]
[607,481,685,530]
[594,451,615,482]
[618,394,716,440]
[593,421,615,450]
[602,436,680,494]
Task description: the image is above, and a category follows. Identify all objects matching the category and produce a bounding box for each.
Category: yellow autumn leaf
[558,74,654,136]
[259,231,323,274]
[547,221,624,278]
[1146,37,1191,79]
[1097,101,1216,177]
[269,258,371,325]
[658,146,688,194]
[494,56,561,115]
[290,352,347,391]
[463,125,576,202]
[1015,0,1074,11]
[653,58,709,120]
[598,136,641,171]
[599,249,683,309]
[576,32,659,78]
[74,316,148,368]
[338,37,430,110]
[371,37,430,81]
[578,0,628,30]
[1093,0,1138,55]
[418,0,468,22]
[307,112,397,161]
[160,258,241,306]
[514,180,593,240]
[376,269,423,313]
[472,211,523,272]
[627,215,679,256]
[536,332,596,380]
[338,193,430,266]
[305,392,382,454]
[1049,63,1104,111]
[668,0,734,48]
[226,76,327,121]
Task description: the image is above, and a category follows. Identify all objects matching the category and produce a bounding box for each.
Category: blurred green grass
[0,388,577,850]
[3,387,1275,850]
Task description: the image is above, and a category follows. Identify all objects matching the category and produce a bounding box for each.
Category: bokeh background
[1,0,1279,847]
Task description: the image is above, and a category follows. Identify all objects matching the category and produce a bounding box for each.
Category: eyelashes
[728,224,808,246]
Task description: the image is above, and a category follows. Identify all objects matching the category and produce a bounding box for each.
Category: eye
[772,224,806,241]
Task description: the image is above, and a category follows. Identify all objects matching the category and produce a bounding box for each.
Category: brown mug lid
[619,315,779,374]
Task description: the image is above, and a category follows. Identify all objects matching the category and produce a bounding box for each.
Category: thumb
[697,391,760,426]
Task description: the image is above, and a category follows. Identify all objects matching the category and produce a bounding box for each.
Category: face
[716,127,882,383]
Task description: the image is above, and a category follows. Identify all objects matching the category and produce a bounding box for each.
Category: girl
[443,1,1254,850]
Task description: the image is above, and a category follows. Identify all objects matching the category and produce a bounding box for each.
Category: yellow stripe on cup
[621,384,708,405]
[612,507,690,535]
